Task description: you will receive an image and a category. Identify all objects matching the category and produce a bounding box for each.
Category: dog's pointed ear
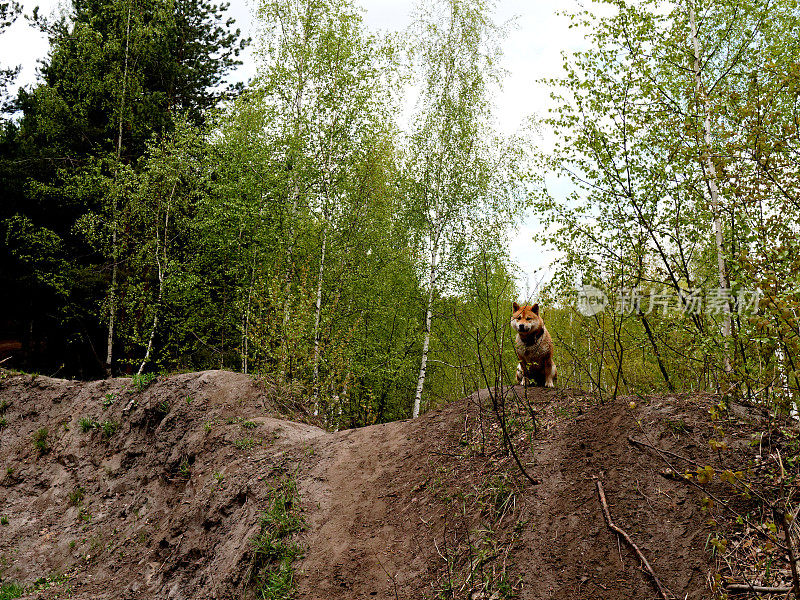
[532,303,539,314]
[512,301,520,313]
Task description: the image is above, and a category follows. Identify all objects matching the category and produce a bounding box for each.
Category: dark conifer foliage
[0,0,248,376]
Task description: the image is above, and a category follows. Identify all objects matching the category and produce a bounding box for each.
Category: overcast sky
[0,0,590,297]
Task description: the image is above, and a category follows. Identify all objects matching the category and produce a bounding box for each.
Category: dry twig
[627,436,701,468]
[724,583,792,594]
[595,479,671,600]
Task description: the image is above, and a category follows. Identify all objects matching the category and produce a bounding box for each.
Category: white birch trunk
[311,224,327,408]
[688,1,732,373]
[241,254,256,374]
[413,243,438,418]
[106,226,117,373]
[281,25,311,377]
[137,258,163,377]
[106,0,132,376]
[137,182,175,376]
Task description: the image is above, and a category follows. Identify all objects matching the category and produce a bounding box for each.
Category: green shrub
[0,582,24,600]
[249,476,304,599]
[69,487,85,506]
[33,427,49,454]
[79,417,97,433]
[100,420,119,438]
[130,372,156,392]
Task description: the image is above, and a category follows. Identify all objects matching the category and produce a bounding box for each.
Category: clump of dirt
[0,369,748,599]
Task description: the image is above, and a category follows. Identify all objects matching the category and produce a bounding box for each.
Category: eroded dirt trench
[0,370,718,599]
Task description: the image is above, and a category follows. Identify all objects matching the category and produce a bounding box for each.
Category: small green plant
[100,420,119,439]
[234,437,259,451]
[79,417,97,433]
[69,487,85,506]
[0,399,10,413]
[249,476,305,599]
[213,472,225,486]
[130,372,156,392]
[156,400,170,414]
[0,582,24,600]
[0,516,8,526]
[242,420,258,429]
[178,459,191,479]
[185,396,194,404]
[102,392,116,408]
[204,420,214,432]
[665,418,689,435]
[6,466,13,476]
[29,572,71,593]
[33,427,49,454]
[0,416,6,429]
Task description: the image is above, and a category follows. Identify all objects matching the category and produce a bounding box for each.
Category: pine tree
[0,0,248,375]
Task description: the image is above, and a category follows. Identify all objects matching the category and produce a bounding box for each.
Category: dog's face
[511,302,544,334]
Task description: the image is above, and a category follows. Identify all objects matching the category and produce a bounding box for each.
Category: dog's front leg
[544,357,556,388]
[516,362,529,387]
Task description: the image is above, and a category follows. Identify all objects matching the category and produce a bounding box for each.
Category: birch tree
[252,0,400,387]
[536,0,795,398]
[105,0,133,375]
[254,0,325,376]
[307,6,399,406]
[406,0,505,418]
[130,120,209,374]
[687,0,732,374]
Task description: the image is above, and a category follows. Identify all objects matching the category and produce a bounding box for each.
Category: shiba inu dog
[511,302,557,388]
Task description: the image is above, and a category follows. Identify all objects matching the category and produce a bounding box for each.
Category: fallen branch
[724,584,792,594]
[596,479,671,600]
[785,520,800,597]
[627,436,701,468]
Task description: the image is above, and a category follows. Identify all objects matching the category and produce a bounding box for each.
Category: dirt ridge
[0,370,720,599]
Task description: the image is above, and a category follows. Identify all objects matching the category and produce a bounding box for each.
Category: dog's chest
[515,332,547,362]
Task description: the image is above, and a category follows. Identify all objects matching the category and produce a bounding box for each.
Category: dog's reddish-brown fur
[510,302,557,387]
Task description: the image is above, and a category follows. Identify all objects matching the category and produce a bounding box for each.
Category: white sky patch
[2,0,594,294]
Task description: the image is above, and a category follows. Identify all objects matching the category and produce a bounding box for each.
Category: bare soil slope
[0,370,726,599]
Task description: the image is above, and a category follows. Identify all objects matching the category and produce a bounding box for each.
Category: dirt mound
[0,370,727,599]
